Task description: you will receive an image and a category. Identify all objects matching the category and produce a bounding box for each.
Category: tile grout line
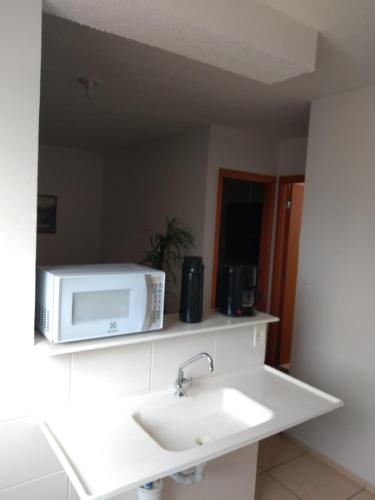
[306,449,367,490]
[148,341,154,391]
[345,487,367,499]
[263,471,304,500]
[213,332,218,372]
[0,470,65,495]
[283,434,368,490]
[68,353,73,407]
[261,449,308,473]
[0,414,35,426]
[65,474,70,500]
[260,442,367,500]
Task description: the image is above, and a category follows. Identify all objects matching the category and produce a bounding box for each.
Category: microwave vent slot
[36,302,50,333]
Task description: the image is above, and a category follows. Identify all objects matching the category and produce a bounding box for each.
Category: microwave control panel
[150,276,164,328]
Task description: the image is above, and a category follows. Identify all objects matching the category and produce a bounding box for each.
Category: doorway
[268,175,305,368]
[212,169,276,312]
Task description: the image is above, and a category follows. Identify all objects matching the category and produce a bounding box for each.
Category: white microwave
[35,264,165,343]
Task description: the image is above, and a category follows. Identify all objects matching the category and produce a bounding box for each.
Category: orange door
[279,183,304,365]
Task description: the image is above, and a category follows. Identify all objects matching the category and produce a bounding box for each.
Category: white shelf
[34,311,278,356]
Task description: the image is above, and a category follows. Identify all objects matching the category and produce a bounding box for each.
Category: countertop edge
[34,311,279,357]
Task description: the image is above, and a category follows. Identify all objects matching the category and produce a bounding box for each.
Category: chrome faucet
[175,352,214,398]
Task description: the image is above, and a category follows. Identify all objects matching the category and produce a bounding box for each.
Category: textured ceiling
[39,1,375,152]
[42,0,318,84]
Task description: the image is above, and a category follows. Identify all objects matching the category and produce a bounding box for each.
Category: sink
[132,387,273,452]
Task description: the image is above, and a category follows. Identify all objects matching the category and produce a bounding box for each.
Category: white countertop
[39,366,342,500]
[34,311,278,356]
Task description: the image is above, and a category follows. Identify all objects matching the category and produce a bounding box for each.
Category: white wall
[102,129,210,311]
[0,0,41,348]
[102,125,288,312]
[102,126,305,313]
[202,125,281,309]
[290,85,375,488]
[277,136,307,176]
[0,2,69,499]
[0,4,310,497]
[37,145,103,265]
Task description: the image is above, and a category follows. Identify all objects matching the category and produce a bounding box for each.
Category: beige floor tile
[255,473,299,500]
[268,454,362,500]
[350,491,375,500]
[258,434,305,471]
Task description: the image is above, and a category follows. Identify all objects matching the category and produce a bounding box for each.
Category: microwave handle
[143,274,153,330]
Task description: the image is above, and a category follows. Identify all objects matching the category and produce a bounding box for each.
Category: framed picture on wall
[37,194,57,234]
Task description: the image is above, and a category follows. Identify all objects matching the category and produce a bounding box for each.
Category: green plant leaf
[140,215,195,294]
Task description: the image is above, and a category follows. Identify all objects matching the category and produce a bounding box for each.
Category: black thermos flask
[179,256,204,323]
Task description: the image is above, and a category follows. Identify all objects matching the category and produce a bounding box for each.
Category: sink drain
[195,436,212,446]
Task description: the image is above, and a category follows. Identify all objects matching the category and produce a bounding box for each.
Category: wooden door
[279,183,304,364]
[267,176,305,366]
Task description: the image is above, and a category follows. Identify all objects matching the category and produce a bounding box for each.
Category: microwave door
[59,275,147,342]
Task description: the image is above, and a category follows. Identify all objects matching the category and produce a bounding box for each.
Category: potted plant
[141,216,195,308]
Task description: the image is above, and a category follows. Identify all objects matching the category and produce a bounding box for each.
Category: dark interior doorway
[215,179,264,307]
[212,169,276,312]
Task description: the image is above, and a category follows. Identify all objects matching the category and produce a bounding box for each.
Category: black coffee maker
[219,264,257,317]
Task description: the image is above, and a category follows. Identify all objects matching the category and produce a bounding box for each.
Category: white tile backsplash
[215,325,260,374]
[32,353,71,414]
[70,343,152,407]
[70,324,266,400]
[0,418,62,491]
[0,349,71,423]
[67,482,78,500]
[0,322,270,500]
[0,472,68,500]
[0,350,36,423]
[150,333,216,389]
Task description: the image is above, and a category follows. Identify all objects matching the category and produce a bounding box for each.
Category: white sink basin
[132,387,273,452]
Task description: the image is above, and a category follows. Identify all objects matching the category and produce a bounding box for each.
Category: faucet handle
[175,374,192,398]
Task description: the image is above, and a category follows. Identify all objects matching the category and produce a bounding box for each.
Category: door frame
[211,168,276,311]
[267,174,305,365]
